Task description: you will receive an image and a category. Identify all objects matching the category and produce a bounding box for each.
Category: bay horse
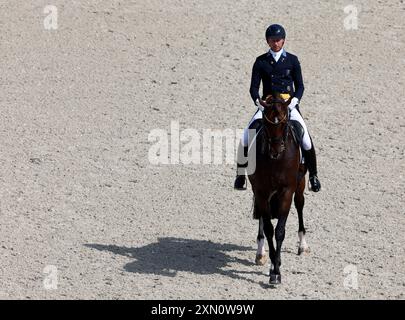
[247,93,310,285]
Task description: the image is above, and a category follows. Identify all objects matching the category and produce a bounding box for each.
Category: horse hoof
[255,254,267,265]
[298,247,311,255]
[269,274,281,285]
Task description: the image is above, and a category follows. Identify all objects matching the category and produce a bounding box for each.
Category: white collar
[269,48,286,61]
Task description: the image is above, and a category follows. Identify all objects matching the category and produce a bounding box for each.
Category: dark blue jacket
[249,50,304,103]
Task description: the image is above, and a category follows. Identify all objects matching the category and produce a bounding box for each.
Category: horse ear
[265,95,273,104]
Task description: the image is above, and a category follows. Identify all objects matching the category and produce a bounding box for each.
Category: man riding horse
[234,24,321,192]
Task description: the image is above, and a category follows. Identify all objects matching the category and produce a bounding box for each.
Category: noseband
[264,112,287,125]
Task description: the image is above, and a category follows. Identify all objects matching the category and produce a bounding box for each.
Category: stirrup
[308,175,321,192]
[234,175,247,190]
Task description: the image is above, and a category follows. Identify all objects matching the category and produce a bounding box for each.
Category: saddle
[289,120,304,148]
[248,119,304,155]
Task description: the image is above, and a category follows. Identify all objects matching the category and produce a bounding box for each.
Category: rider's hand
[256,98,269,111]
[255,99,264,111]
[288,97,299,111]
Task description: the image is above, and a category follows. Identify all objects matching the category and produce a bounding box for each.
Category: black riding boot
[303,144,321,192]
[234,145,248,190]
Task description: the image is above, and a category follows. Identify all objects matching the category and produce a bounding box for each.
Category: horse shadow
[85,237,264,283]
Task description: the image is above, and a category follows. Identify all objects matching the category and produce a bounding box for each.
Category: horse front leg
[255,217,267,265]
[271,190,293,285]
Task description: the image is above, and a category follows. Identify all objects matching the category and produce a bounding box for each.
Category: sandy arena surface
[0,0,404,299]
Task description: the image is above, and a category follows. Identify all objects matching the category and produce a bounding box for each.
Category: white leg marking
[257,217,265,255]
[257,238,266,255]
[298,231,310,254]
[298,231,308,248]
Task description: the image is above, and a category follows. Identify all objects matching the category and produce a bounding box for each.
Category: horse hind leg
[298,231,310,255]
[255,217,267,265]
[295,175,310,255]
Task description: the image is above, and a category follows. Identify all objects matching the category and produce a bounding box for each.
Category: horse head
[262,93,291,159]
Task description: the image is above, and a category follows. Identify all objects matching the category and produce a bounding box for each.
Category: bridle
[264,110,288,125]
[262,99,290,159]
[262,99,289,124]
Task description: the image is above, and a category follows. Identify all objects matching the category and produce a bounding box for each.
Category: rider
[234,24,321,192]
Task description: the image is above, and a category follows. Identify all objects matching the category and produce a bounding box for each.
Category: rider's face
[267,38,285,52]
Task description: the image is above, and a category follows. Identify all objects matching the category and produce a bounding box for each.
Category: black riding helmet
[265,24,286,39]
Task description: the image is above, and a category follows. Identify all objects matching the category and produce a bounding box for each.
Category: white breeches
[242,108,312,151]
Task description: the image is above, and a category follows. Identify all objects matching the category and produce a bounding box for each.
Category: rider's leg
[244,109,263,146]
[304,137,321,192]
[290,108,321,192]
[234,109,262,190]
[234,142,248,190]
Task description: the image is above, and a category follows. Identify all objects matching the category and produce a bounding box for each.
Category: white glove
[255,99,264,111]
[288,97,299,111]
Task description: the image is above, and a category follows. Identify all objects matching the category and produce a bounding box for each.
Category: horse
[247,93,310,285]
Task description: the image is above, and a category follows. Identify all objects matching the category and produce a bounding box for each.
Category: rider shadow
[85,237,263,283]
